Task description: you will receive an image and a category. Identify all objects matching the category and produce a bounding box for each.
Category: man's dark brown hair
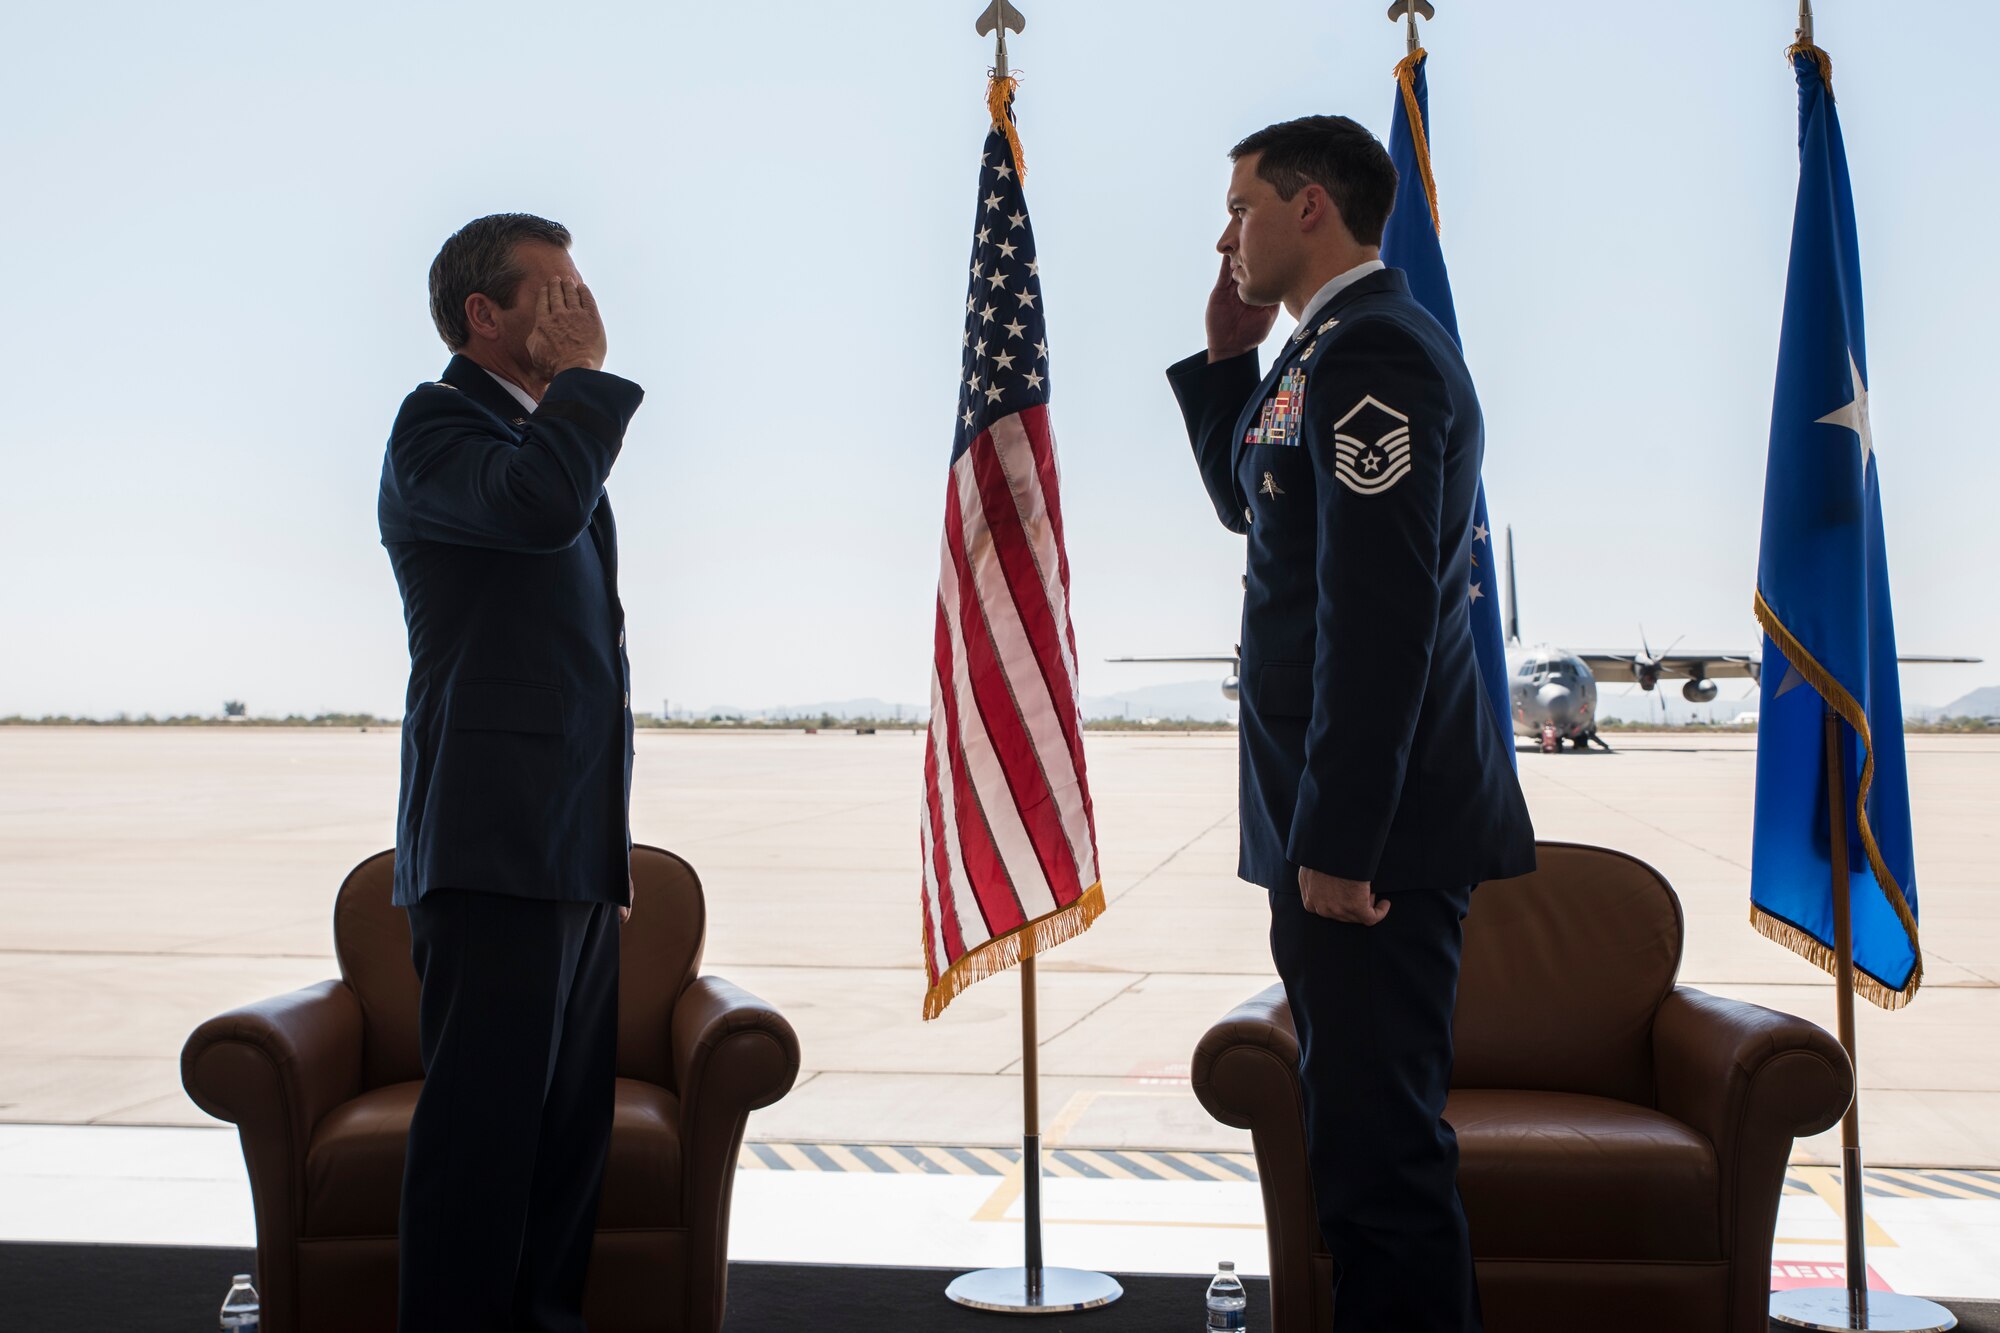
[427,213,572,350]
[1230,116,1399,247]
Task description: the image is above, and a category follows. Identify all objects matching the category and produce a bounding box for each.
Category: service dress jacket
[1167,267,1535,894]
[378,354,646,907]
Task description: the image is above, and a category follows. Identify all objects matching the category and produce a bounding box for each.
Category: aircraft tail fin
[1505,525,1521,644]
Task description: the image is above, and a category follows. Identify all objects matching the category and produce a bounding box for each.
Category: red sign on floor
[1770,1262,1893,1292]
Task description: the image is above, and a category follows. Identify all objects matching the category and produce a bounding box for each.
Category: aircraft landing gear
[1539,722,1560,754]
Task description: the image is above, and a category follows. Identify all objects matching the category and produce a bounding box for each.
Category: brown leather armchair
[182,845,800,1333]
[1192,841,1854,1333]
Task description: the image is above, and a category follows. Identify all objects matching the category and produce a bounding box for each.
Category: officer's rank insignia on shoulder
[1330,395,1412,495]
[1245,367,1309,446]
[432,380,460,391]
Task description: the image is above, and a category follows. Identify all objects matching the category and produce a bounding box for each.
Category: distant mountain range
[1926,685,2000,721]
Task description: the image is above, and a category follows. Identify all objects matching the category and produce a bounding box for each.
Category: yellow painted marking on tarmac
[916,1146,979,1176]
[770,1143,818,1173]
[1068,1149,1140,1181]
[971,1090,1096,1222]
[737,1147,768,1170]
[1223,1153,1259,1174]
[968,1147,1017,1175]
[1043,1091,1099,1144]
[1875,1168,1996,1201]
[1781,1167,1897,1248]
[868,1145,929,1175]
[1170,1151,1245,1182]
[820,1144,871,1175]
[1043,1156,1088,1179]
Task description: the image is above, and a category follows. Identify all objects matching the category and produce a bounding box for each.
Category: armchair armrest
[671,975,801,1118]
[1653,985,1852,1331]
[181,979,365,1144]
[1193,983,1330,1333]
[180,978,364,1323]
[1191,982,1301,1130]
[671,975,801,1333]
[1653,985,1852,1160]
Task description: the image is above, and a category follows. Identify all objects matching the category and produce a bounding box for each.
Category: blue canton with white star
[953,116,1048,460]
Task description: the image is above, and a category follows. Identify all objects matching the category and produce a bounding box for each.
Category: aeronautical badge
[1316,317,1339,334]
[1244,367,1308,446]
[1299,339,1317,361]
[1331,395,1412,494]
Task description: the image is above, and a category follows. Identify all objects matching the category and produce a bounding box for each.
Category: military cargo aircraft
[1110,527,1978,752]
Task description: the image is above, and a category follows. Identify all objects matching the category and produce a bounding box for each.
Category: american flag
[920,83,1103,1020]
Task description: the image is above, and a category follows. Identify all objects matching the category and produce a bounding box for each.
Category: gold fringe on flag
[1393,48,1442,236]
[1786,39,1836,101]
[1753,587,1921,1008]
[922,882,1105,1020]
[988,74,1027,184]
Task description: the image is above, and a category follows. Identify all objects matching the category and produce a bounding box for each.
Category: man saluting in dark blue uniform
[380,214,645,1332]
[1167,116,1535,1330]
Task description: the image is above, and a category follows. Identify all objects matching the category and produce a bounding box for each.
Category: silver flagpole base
[1771,1289,1958,1331]
[946,1267,1123,1314]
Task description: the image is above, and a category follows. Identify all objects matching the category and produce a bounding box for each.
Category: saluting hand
[1299,867,1391,926]
[526,276,608,381]
[1206,254,1279,363]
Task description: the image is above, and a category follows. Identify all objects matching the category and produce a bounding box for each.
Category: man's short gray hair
[427,213,572,351]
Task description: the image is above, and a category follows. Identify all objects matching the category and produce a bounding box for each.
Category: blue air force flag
[1751,46,1920,1008]
[1379,49,1515,765]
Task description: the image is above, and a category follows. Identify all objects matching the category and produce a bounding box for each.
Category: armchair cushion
[1449,1089,1719,1262]
[303,1078,683,1238]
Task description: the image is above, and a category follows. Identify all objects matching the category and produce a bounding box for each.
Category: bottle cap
[232,1274,252,1283]
[1219,1260,1235,1271]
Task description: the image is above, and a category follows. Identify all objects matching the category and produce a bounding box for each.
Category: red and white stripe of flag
[921,404,1102,1018]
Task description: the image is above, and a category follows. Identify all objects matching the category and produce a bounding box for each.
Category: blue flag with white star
[1379,50,1514,764]
[1751,46,1920,1008]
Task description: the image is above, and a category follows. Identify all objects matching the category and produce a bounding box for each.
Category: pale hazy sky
[5,1,1995,718]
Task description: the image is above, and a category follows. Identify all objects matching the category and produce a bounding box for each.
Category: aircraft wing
[1576,651,1981,684]
[1574,652,1761,683]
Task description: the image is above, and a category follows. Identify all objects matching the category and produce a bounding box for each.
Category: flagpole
[943,17,1118,1309]
[1769,706,1953,1330]
[1020,954,1044,1293]
[1827,706,1868,1311]
[946,948,1123,1314]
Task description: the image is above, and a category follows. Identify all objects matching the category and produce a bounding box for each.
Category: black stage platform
[2,1242,1993,1332]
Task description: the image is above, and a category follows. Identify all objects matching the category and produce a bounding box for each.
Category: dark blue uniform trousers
[398,890,620,1333]
[1268,882,1481,1333]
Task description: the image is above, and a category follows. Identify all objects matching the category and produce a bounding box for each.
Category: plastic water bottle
[1205,1260,1246,1331]
[219,1274,259,1330]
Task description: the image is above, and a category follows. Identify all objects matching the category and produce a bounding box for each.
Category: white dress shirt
[485,369,540,415]
[1293,258,1387,338]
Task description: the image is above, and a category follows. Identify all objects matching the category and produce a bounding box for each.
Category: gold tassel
[1752,589,1922,1008]
[922,882,1106,1020]
[1393,49,1442,237]
[1786,39,1836,101]
[1751,906,1913,1011]
[988,74,1027,185]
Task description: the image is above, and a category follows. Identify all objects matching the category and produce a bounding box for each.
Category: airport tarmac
[4,725,1998,1294]
[2,724,1994,1165]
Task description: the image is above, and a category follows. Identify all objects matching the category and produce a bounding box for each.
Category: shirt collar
[484,369,540,415]
[1292,259,1387,339]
